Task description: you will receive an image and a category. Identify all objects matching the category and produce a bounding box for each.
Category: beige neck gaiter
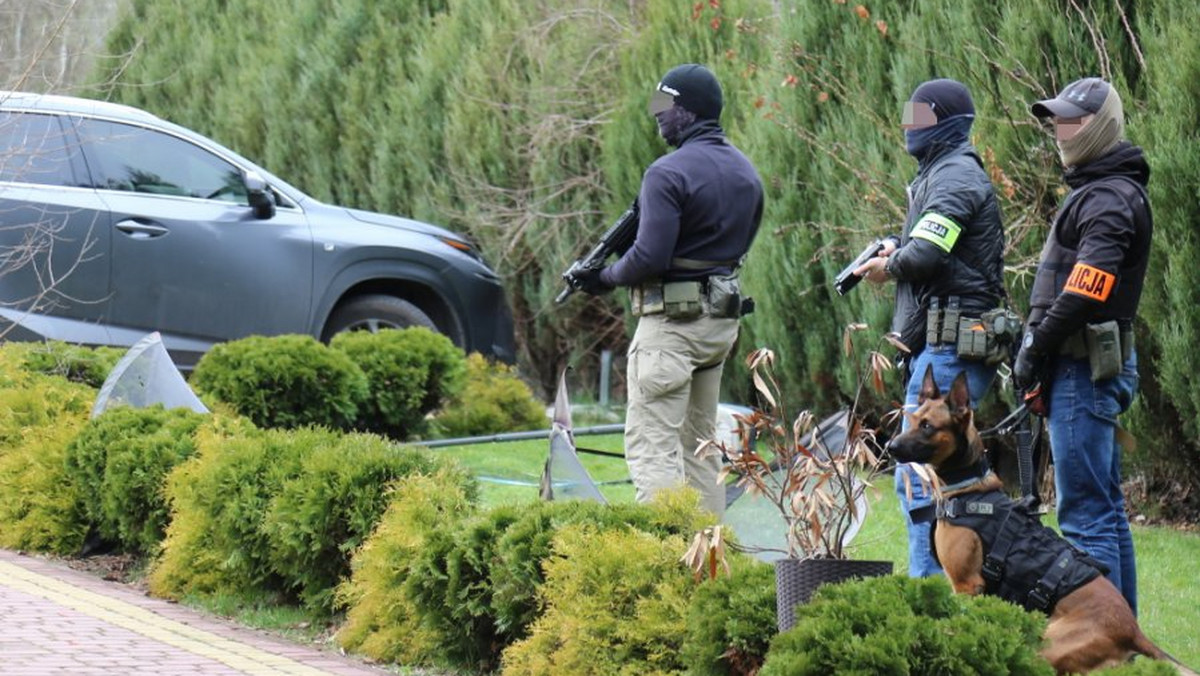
[1058,86,1124,168]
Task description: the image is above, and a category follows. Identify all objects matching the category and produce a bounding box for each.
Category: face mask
[1056,87,1123,167]
[656,105,697,147]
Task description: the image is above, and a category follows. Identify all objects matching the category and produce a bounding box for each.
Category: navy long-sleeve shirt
[601,121,763,286]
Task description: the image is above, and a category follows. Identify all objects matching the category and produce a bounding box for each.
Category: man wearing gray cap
[1014,77,1152,615]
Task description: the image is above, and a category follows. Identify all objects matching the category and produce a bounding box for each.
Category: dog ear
[947,371,971,413]
[918,364,940,403]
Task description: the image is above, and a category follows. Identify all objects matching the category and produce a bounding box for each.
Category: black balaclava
[656,105,698,147]
[649,63,722,147]
[904,78,975,162]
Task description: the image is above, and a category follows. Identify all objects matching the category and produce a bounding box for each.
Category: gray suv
[0,92,515,367]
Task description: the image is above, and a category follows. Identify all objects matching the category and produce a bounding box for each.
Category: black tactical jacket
[886,143,1006,355]
[1027,142,1152,354]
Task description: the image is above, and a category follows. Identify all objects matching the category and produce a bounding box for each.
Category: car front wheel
[321,294,438,341]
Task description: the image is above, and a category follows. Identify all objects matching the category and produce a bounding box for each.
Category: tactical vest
[1028,176,1151,326]
[921,491,1104,613]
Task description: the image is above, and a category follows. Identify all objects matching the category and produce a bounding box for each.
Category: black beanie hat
[909,78,975,121]
[657,64,723,120]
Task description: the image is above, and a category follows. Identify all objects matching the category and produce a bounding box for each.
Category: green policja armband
[911,212,962,252]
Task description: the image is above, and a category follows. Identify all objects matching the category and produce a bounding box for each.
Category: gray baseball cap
[1031,77,1111,118]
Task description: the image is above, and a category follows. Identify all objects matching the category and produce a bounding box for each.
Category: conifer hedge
[93,0,1200,509]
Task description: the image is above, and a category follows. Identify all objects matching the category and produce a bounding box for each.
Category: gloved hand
[573,267,614,296]
[1013,332,1048,393]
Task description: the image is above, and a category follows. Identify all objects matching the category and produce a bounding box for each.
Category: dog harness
[913,489,1105,614]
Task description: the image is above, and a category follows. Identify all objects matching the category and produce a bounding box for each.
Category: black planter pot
[774,558,894,632]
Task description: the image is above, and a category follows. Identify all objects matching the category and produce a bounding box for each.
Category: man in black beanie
[575,63,763,518]
[1014,77,1152,615]
[856,78,1007,577]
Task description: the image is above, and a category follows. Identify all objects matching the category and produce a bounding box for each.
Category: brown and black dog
[887,365,1196,675]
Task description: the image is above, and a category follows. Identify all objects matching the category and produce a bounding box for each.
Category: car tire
[322,295,438,341]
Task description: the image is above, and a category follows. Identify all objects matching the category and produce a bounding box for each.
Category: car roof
[0,90,161,124]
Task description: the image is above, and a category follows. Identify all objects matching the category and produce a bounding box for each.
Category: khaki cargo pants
[625,312,738,519]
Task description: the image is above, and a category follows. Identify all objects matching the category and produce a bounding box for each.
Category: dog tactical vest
[925,491,1104,613]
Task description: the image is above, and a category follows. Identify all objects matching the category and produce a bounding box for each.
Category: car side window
[0,112,80,186]
[77,118,248,203]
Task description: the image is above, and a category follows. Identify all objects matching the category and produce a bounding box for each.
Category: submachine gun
[555,200,640,304]
[833,238,886,296]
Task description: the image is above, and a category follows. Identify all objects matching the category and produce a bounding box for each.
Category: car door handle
[115,219,169,238]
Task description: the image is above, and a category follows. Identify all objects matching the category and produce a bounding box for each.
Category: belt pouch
[1085,320,1122,381]
[706,274,742,318]
[926,298,942,347]
[663,281,703,320]
[631,284,665,317]
[955,316,990,361]
[941,297,961,345]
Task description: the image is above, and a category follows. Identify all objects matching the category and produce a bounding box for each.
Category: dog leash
[976,402,1041,506]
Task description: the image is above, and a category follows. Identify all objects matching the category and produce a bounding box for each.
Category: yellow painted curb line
[0,560,333,675]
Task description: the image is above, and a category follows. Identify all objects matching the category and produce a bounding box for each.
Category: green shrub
[336,469,479,665]
[330,327,466,439]
[0,374,96,554]
[489,494,714,644]
[403,488,713,672]
[682,555,777,676]
[65,405,206,554]
[759,575,1053,676]
[20,340,125,388]
[499,524,696,676]
[150,421,315,599]
[430,352,545,438]
[190,334,368,430]
[263,434,470,612]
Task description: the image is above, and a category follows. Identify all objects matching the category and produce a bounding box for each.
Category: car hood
[343,207,461,240]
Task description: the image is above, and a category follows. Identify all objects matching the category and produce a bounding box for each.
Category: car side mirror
[245,171,276,220]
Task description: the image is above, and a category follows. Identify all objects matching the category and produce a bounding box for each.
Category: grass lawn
[429,433,1200,668]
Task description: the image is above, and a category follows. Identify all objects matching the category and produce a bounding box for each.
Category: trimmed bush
[336,469,480,665]
[682,555,777,676]
[330,327,466,439]
[403,488,713,672]
[190,334,368,430]
[263,434,471,612]
[150,421,316,599]
[499,524,696,676]
[20,340,124,388]
[759,575,1053,676]
[65,405,206,554]
[151,418,472,612]
[0,373,97,554]
[430,352,545,439]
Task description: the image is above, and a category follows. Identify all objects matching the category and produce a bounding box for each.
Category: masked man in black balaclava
[856,78,1007,577]
[575,64,763,518]
[1015,77,1152,615]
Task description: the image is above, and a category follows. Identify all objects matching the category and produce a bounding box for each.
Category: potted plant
[696,324,902,631]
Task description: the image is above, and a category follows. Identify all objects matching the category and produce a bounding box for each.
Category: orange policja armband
[1062,262,1115,302]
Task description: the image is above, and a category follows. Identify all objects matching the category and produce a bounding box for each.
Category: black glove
[573,267,614,296]
[1013,332,1048,392]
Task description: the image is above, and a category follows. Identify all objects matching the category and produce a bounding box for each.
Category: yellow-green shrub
[65,405,206,554]
[149,417,303,599]
[0,374,96,554]
[336,469,479,665]
[499,524,695,676]
[430,353,545,438]
[20,340,124,388]
[263,434,471,612]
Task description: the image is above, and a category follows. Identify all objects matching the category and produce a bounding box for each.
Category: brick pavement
[0,549,396,676]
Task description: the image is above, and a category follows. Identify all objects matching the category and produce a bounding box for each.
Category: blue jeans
[1048,351,1139,615]
[896,345,997,578]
